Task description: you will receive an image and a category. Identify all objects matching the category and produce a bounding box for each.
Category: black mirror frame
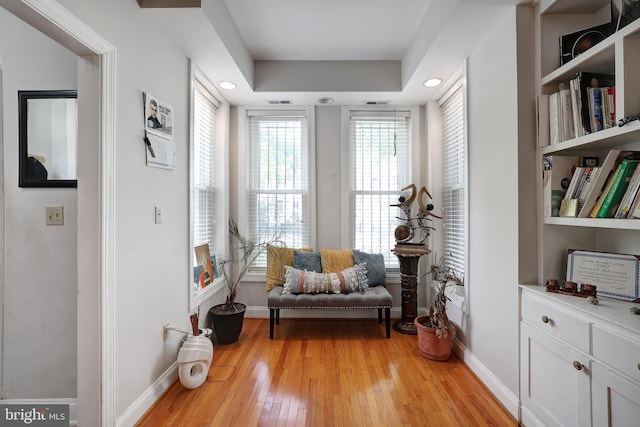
[18,90,78,188]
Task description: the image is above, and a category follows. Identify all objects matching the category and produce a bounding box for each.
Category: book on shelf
[580,149,621,217]
[575,72,615,135]
[548,92,560,145]
[563,166,585,201]
[577,167,600,212]
[630,191,640,219]
[615,164,640,218]
[559,87,575,141]
[595,158,639,218]
[588,86,605,132]
[569,78,582,138]
[543,155,579,217]
[602,87,616,129]
[537,94,550,147]
[589,164,621,217]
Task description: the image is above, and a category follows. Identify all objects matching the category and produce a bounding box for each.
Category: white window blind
[439,82,466,276]
[192,79,219,252]
[348,110,412,267]
[246,111,310,266]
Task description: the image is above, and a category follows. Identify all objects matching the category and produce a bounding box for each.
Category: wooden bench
[267,285,392,339]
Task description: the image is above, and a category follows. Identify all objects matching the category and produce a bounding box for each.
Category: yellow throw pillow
[266,245,312,292]
[320,249,354,273]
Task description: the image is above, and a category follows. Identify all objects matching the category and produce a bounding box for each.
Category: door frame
[0,0,116,425]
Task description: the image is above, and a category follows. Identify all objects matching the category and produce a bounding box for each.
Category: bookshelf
[521,1,640,426]
[538,0,640,282]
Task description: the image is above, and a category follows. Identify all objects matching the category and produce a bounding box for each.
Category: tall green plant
[218,219,283,309]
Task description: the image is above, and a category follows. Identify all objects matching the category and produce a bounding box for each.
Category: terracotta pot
[208,302,246,344]
[414,315,452,361]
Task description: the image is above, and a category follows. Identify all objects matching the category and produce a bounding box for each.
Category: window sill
[191,276,225,310]
[431,281,466,312]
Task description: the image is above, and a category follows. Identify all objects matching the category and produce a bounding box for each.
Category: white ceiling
[225,0,432,61]
[144,0,528,106]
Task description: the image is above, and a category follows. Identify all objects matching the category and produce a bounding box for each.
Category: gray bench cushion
[267,285,392,309]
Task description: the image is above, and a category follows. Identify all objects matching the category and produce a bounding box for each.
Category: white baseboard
[0,398,77,425]
[246,306,405,319]
[452,339,520,422]
[116,362,178,427]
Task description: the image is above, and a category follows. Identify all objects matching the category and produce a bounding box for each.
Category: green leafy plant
[216,219,283,311]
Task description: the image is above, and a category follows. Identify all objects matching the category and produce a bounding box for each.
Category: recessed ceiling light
[219,81,237,90]
[423,78,442,88]
[318,97,334,104]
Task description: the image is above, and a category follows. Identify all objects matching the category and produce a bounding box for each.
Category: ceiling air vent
[267,100,292,105]
[364,100,389,105]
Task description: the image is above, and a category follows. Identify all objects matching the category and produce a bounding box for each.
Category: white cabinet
[520,290,592,427]
[520,322,591,427]
[592,362,640,427]
[520,286,640,427]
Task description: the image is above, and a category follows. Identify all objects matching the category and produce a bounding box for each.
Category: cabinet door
[520,323,591,427]
[592,362,640,427]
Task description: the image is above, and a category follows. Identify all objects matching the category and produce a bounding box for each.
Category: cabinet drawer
[593,325,640,383]
[521,294,590,352]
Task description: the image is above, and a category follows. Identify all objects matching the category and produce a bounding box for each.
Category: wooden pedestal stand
[393,250,428,335]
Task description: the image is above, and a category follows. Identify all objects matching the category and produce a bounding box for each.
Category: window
[189,63,228,310]
[245,109,313,267]
[192,79,219,253]
[346,109,413,267]
[439,79,466,278]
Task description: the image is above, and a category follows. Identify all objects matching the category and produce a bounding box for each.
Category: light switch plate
[155,206,162,224]
[46,206,64,225]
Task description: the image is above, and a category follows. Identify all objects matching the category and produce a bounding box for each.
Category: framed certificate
[566,249,640,301]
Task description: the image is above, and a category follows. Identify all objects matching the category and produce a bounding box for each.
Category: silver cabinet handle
[542,315,550,324]
[573,361,583,371]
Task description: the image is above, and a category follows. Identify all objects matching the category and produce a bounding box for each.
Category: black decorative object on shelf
[560,22,613,66]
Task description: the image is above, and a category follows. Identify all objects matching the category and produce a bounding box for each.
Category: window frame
[340,105,421,272]
[428,63,469,311]
[236,105,316,278]
[188,62,230,311]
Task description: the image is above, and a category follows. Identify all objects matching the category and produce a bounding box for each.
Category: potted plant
[414,282,456,360]
[414,254,461,360]
[209,219,282,344]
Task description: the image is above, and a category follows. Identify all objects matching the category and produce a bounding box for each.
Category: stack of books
[541,72,615,146]
[558,150,640,219]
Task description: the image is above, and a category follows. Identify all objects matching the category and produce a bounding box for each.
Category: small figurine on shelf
[545,278,597,299]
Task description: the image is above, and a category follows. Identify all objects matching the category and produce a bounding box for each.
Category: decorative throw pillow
[320,249,354,273]
[353,250,386,286]
[282,266,332,294]
[265,245,313,292]
[282,264,368,294]
[335,263,369,293]
[293,250,322,272]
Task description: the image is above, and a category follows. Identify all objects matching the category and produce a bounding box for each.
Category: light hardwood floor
[136,318,518,426]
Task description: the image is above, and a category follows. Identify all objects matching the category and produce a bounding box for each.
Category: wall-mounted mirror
[18,90,77,188]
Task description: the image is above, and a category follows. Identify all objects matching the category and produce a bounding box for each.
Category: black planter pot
[208,302,247,344]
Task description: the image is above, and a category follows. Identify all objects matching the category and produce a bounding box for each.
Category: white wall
[0,7,78,399]
[49,0,224,421]
[456,5,535,415]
